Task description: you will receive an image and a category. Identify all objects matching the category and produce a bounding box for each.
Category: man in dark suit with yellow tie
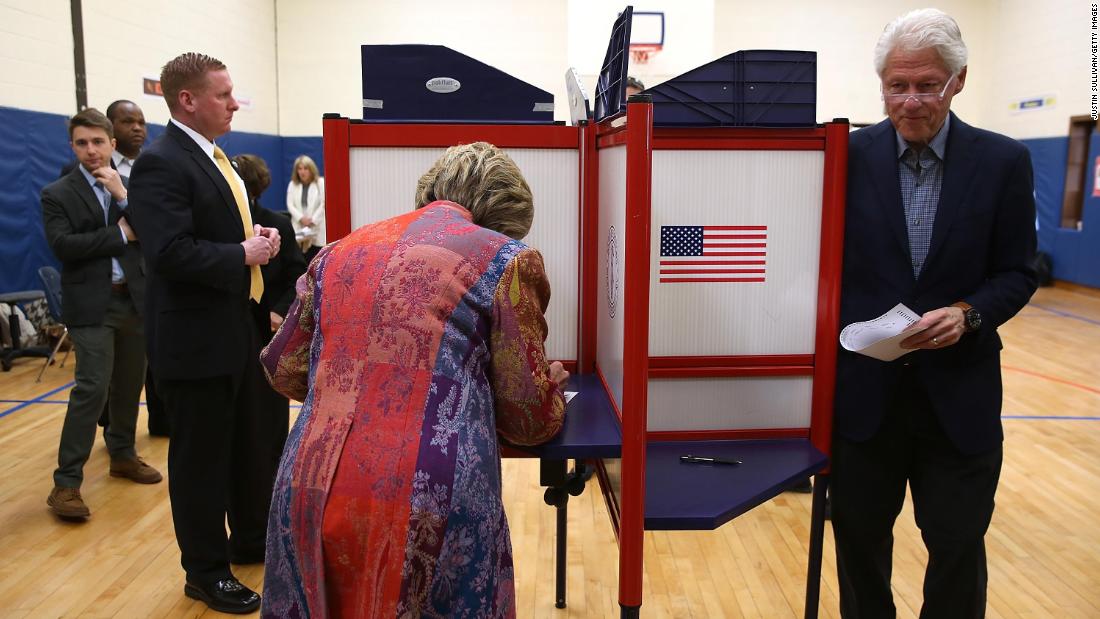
[42,108,163,521]
[129,52,281,614]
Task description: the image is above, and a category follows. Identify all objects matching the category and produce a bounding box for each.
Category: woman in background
[260,142,568,618]
[228,154,306,563]
[286,155,325,262]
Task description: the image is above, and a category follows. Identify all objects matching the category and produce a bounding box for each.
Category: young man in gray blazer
[41,108,162,520]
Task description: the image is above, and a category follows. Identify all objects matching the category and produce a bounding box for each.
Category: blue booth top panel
[361,44,555,124]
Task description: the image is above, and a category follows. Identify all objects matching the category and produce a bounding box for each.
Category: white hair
[874,8,968,77]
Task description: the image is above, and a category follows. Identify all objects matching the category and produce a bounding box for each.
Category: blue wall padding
[1019,134,1100,288]
[0,106,68,293]
[1022,136,1066,256]
[0,105,322,293]
[1077,132,1100,287]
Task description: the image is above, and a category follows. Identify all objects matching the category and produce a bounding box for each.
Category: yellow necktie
[212,146,264,302]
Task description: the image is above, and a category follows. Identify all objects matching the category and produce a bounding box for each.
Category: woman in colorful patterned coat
[260,142,569,618]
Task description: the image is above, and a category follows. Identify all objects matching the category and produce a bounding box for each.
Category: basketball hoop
[630,43,662,65]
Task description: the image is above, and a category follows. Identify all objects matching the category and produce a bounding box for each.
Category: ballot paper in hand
[839,303,926,362]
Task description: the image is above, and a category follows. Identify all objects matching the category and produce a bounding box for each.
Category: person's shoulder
[849,118,892,151]
[951,115,1029,160]
[42,169,80,198]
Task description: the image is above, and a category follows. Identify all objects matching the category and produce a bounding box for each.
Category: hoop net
[629,44,662,65]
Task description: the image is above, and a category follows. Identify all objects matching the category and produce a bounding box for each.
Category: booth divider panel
[647,375,813,431]
[595,146,628,412]
[349,146,580,360]
[648,150,825,356]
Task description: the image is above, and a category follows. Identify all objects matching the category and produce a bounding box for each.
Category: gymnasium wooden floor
[1,283,1097,618]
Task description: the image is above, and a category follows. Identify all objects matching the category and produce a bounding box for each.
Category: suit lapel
[166,123,244,229]
[865,120,910,257]
[924,113,978,274]
[67,168,107,224]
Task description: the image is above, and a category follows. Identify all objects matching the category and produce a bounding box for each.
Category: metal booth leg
[540,458,590,609]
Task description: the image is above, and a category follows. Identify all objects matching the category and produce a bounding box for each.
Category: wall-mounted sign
[1009,94,1056,113]
[143,77,163,98]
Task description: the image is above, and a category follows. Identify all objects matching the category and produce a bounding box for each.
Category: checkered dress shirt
[896,116,949,278]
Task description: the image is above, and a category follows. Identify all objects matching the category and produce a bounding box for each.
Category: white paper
[839,303,926,362]
[564,391,578,403]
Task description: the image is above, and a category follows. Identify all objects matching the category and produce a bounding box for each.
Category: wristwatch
[952,301,982,333]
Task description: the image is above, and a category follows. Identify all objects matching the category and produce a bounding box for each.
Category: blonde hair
[415,142,533,240]
[161,52,227,113]
[292,155,320,185]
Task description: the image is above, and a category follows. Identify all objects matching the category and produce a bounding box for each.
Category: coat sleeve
[261,244,329,402]
[964,146,1039,328]
[489,247,565,446]
[41,184,126,262]
[309,178,325,227]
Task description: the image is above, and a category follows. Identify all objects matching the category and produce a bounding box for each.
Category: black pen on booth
[680,455,742,466]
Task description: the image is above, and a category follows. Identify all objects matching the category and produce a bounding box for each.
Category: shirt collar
[170,118,217,160]
[111,150,136,169]
[77,164,101,190]
[896,113,951,161]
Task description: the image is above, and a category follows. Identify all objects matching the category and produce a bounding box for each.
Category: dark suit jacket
[252,204,306,320]
[41,167,145,327]
[129,121,252,380]
[835,113,1038,455]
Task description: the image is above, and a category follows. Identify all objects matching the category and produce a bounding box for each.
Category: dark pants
[54,291,145,487]
[158,320,277,584]
[144,367,170,434]
[98,366,168,434]
[831,372,1002,619]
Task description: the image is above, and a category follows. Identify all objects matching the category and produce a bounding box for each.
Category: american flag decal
[659,225,767,283]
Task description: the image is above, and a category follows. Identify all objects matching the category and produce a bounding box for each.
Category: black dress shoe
[184,577,261,614]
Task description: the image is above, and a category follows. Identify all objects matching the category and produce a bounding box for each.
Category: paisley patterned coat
[259,201,565,618]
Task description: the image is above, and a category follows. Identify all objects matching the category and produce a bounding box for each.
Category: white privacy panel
[648,150,825,356]
[596,146,627,411]
[348,147,579,360]
[647,376,813,431]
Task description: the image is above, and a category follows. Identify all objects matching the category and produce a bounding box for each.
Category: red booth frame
[320,104,848,617]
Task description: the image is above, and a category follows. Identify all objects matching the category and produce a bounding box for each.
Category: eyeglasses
[881,74,956,104]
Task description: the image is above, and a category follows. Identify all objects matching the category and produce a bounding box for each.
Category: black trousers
[830,371,1002,619]
[158,320,277,584]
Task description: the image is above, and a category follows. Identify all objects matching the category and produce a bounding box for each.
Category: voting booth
[322,24,846,617]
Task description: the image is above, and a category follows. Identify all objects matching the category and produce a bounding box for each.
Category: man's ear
[178,89,194,112]
[954,66,967,94]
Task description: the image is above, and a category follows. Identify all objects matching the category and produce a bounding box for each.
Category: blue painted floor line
[1029,303,1100,327]
[0,389,303,419]
[0,382,76,420]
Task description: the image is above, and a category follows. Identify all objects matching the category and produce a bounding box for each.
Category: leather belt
[111,282,129,293]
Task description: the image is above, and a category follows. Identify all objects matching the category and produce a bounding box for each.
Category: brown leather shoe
[48,486,90,519]
[110,456,163,484]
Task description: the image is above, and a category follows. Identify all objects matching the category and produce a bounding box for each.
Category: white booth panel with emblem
[648,150,825,356]
[348,147,579,361]
[596,146,627,411]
